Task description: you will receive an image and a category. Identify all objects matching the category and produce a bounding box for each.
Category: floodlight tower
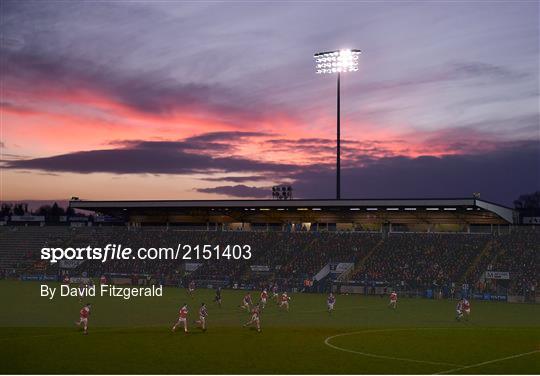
[314,49,361,200]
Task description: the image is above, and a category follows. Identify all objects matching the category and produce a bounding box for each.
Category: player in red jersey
[172,304,189,333]
[279,292,290,311]
[194,303,208,331]
[100,275,107,285]
[240,293,252,311]
[388,291,398,309]
[62,275,70,285]
[260,289,268,309]
[75,303,91,335]
[456,298,471,321]
[243,303,261,332]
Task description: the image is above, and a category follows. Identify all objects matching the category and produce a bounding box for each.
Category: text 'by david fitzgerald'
[40,284,163,300]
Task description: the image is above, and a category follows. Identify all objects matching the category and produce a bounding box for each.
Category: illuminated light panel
[314,49,361,74]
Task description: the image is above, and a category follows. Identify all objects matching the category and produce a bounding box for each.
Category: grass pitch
[0,281,539,374]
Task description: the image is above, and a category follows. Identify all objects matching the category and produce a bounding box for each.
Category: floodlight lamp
[314,49,361,74]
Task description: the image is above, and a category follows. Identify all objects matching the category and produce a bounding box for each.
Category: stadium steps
[484,241,507,270]
[460,239,495,283]
[469,238,508,285]
[340,239,384,281]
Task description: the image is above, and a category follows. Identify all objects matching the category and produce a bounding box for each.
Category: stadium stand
[1,225,537,300]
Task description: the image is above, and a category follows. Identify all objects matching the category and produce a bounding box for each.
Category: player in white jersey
[327,293,336,313]
[240,293,252,311]
[194,303,208,331]
[260,289,268,309]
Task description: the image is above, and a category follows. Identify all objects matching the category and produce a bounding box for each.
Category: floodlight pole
[336,72,341,200]
[314,49,360,201]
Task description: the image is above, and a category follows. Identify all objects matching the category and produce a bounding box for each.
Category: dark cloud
[265,138,330,145]
[110,139,232,155]
[411,115,540,155]
[5,133,539,206]
[4,140,297,175]
[110,131,275,157]
[291,140,540,206]
[108,135,375,171]
[197,185,270,198]
[182,132,273,154]
[202,176,271,183]
[184,131,272,143]
[261,137,397,162]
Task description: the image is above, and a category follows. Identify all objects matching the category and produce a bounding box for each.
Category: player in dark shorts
[213,287,222,307]
[187,280,195,297]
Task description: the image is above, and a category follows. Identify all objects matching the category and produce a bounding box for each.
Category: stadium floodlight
[314,49,360,74]
[314,49,361,200]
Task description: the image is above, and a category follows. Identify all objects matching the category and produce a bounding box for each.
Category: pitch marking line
[433,349,540,375]
[324,328,463,367]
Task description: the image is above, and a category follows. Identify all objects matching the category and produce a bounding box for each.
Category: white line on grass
[433,350,540,374]
[324,328,463,367]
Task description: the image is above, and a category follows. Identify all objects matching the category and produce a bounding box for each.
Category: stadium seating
[0,226,537,296]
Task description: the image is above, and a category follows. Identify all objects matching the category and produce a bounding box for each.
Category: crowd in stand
[477,228,538,296]
[0,226,537,297]
[353,233,491,289]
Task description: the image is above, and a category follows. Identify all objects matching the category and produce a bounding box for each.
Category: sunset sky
[1,1,539,205]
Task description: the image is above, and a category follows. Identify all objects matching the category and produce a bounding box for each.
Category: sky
[1,0,539,206]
